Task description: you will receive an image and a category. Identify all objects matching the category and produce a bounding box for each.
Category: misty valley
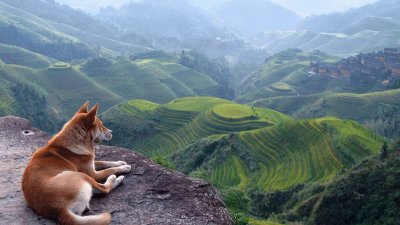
[0,0,400,225]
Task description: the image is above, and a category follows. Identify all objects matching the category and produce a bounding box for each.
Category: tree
[380,141,388,160]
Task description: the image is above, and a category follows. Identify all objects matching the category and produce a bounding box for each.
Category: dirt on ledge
[0,116,233,225]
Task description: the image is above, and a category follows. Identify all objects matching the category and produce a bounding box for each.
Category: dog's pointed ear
[77,101,89,114]
[86,103,99,124]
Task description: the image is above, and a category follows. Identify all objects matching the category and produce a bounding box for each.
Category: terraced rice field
[80,59,219,104]
[237,117,382,191]
[108,97,291,156]
[251,89,400,123]
[107,97,382,192]
[211,156,249,190]
[0,82,16,116]
[238,49,339,103]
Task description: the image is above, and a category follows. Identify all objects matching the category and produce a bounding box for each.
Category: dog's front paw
[118,165,131,173]
[114,161,128,166]
[111,176,125,190]
[106,174,117,184]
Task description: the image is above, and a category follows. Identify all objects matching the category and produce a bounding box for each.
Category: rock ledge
[0,116,233,225]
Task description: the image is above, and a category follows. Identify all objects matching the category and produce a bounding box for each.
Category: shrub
[151,156,176,170]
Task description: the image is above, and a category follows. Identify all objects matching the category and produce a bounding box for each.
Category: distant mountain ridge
[255,0,400,56]
[301,0,400,33]
[212,0,301,39]
[96,0,265,61]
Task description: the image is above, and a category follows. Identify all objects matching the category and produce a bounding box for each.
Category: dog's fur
[22,102,131,225]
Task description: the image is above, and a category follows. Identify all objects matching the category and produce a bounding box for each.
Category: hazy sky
[56,0,379,16]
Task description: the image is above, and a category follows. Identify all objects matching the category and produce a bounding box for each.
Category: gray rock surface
[0,116,233,225]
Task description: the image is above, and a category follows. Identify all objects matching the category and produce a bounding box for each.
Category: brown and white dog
[22,102,131,225]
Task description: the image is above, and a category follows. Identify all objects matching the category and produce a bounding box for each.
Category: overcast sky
[56,0,379,16]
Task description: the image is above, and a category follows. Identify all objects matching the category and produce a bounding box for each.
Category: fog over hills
[57,0,378,17]
[1,1,399,225]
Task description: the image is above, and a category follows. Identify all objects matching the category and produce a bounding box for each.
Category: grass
[249,219,282,225]
[213,104,255,119]
[165,97,231,112]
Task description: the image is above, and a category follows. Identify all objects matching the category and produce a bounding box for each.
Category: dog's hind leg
[52,172,113,225]
[95,160,127,170]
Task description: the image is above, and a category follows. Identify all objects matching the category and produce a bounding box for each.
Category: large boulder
[0,116,233,225]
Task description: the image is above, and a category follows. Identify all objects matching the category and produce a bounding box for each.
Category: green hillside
[103,97,383,224]
[0,43,53,69]
[80,58,221,104]
[252,89,400,139]
[0,53,237,131]
[262,141,400,225]
[237,49,340,103]
[102,97,293,156]
[0,0,150,58]
[103,97,383,192]
[0,1,96,61]
[174,117,382,192]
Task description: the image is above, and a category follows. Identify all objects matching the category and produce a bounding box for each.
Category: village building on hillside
[309,47,400,84]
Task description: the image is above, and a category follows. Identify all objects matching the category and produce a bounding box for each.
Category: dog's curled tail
[58,209,111,225]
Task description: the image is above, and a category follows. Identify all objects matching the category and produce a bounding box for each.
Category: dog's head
[75,102,112,143]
